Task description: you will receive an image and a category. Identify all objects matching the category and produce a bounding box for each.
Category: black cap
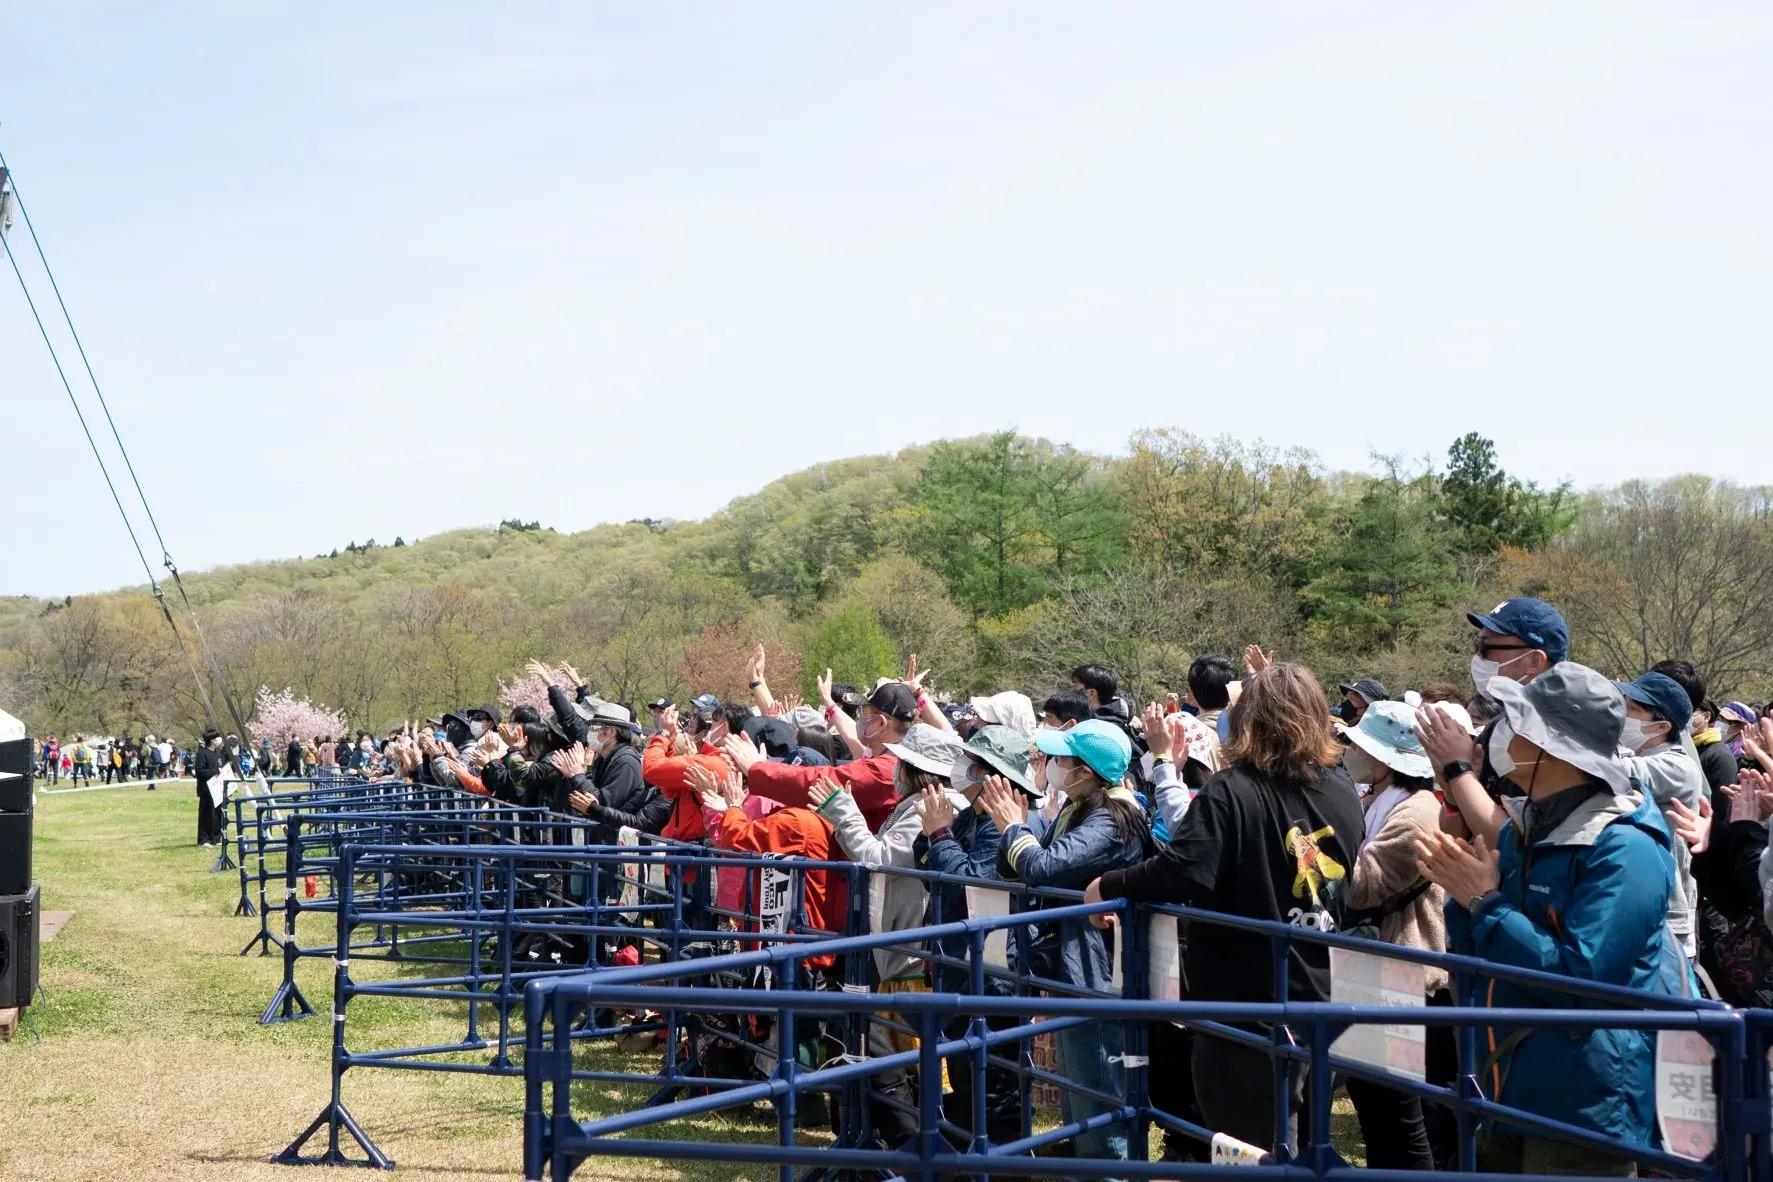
[1337,678,1389,705]
[831,683,867,710]
[866,682,918,723]
[743,716,798,759]
[647,698,673,712]
[469,703,503,725]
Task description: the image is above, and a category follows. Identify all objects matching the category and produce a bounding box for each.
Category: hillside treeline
[3,426,1770,737]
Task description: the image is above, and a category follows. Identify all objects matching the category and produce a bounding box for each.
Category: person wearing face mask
[1416,663,1687,1176]
[194,728,227,847]
[987,718,1150,1171]
[1339,701,1457,1172]
[642,701,749,844]
[912,725,1039,1153]
[726,682,916,831]
[1034,690,1093,821]
[1614,671,1704,960]
[1416,597,1570,848]
[1332,678,1389,727]
[554,703,661,843]
[810,724,971,1152]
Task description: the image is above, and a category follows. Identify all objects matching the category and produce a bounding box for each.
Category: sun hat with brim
[1487,662,1630,796]
[969,691,1037,738]
[1721,701,1756,726]
[1344,700,1432,780]
[1614,672,1693,731]
[579,702,639,733]
[1035,719,1132,786]
[958,724,1036,796]
[885,723,968,778]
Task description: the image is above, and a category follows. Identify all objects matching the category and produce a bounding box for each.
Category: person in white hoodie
[1617,671,1706,960]
[811,723,970,1146]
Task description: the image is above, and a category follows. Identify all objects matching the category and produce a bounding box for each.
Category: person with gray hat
[810,723,971,1150]
[1416,662,1687,1174]
[551,701,663,843]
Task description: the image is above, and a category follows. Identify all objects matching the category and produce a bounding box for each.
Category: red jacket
[641,734,732,843]
[711,805,849,969]
[746,752,900,832]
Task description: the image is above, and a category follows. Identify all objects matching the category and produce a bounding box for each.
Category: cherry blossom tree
[249,686,348,750]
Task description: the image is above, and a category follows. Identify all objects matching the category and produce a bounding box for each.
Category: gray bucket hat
[885,723,968,778]
[1487,662,1631,795]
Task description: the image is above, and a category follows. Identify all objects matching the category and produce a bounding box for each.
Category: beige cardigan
[1347,787,1449,995]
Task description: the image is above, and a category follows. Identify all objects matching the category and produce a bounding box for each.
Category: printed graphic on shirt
[1286,823,1346,908]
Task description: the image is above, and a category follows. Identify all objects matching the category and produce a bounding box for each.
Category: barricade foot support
[210,848,236,873]
[240,928,279,957]
[260,979,316,1025]
[275,1100,394,1170]
[235,893,258,918]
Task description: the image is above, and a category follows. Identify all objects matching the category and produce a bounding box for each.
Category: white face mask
[468,720,488,739]
[1486,719,1542,785]
[1470,651,1532,694]
[1620,717,1666,753]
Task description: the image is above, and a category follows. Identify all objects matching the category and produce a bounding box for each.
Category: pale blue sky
[3,3,1769,597]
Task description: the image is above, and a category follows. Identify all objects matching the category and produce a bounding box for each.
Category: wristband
[824,706,839,722]
[916,693,930,710]
[748,680,764,691]
[1152,753,1174,764]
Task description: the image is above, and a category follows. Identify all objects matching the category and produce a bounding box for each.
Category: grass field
[4,783,1362,1180]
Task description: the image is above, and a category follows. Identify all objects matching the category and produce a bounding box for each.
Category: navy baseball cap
[1467,597,1570,664]
[1615,672,1693,730]
[1337,678,1389,704]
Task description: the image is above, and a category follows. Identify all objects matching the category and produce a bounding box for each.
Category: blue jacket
[914,806,1017,993]
[997,791,1148,993]
[1446,786,1686,1147]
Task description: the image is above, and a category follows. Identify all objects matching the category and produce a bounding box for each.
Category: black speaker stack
[0,731,39,1010]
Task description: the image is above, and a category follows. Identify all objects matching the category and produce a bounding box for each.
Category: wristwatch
[1442,760,1474,782]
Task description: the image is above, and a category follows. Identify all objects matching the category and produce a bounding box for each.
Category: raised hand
[559,662,584,689]
[1243,644,1274,676]
[977,775,1027,833]
[917,783,956,835]
[780,693,804,715]
[807,775,845,810]
[526,659,559,687]
[1666,795,1712,854]
[497,722,525,747]
[1414,831,1500,906]
[1142,702,1171,759]
[905,654,933,693]
[720,733,764,775]
[547,742,590,779]
[816,668,837,710]
[746,642,766,686]
[1415,704,1478,773]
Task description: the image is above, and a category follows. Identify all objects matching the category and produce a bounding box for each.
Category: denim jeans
[1057,1018,1127,1175]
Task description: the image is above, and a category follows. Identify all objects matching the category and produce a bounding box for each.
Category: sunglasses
[1473,637,1535,658]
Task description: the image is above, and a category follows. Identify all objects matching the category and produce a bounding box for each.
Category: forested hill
[3,428,1769,738]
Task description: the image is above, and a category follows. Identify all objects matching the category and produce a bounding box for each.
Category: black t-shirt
[1099,761,1365,1004]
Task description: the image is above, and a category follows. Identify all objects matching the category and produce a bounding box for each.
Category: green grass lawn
[3,784,1363,1180]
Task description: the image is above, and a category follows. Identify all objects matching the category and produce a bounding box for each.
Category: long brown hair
[1221,662,1342,784]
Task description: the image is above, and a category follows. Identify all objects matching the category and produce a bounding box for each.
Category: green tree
[1119,429,1329,583]
[802,601,898,697]
[911,432,1123,618]
[1442,432,1575,556]
[1304,457,1461,652]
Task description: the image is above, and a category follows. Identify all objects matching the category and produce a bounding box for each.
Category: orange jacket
[712,805,849,969]
[746,752,900,832]
[642,734,732,842]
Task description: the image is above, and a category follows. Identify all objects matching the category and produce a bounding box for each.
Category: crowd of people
[36,732,188,787]
[87,594,1773,1174]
